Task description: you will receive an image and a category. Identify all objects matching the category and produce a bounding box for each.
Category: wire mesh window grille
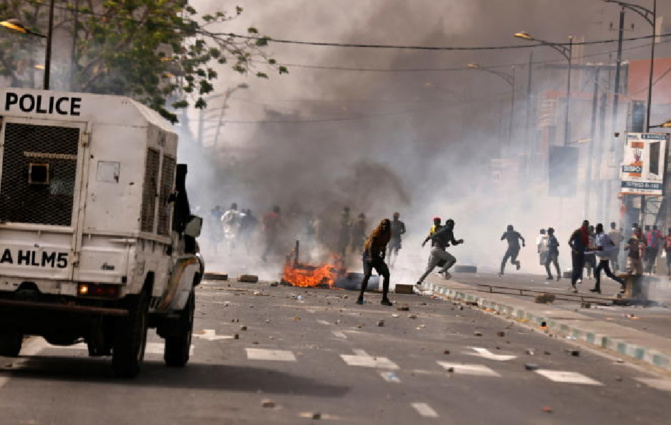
[140,149,160,233]
[157,156,175,236]
[0,123,80,226]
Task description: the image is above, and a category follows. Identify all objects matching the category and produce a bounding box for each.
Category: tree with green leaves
[0,0,286,122]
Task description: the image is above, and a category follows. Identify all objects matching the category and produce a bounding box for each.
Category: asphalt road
[0,279,670,425]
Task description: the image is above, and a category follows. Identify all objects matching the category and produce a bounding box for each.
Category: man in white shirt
[591,223,625,294]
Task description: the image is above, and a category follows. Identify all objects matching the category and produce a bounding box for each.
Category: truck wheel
[112,291,149,378]
[164,290,195,368]
[0,331,22,357]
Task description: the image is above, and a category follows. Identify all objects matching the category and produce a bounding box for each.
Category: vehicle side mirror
[184,215,202,238]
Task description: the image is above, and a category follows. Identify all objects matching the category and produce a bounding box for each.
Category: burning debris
[281,241,346,288]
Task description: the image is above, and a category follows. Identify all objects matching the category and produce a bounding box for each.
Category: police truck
[0,88,204,377]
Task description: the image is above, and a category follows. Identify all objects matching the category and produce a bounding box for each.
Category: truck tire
[0,331,22,357]
[164,290,195,368]
[112,291,149,378]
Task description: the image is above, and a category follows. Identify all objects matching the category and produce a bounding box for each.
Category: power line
[201,91,518,125]
[274,39,670,73]
[17,0,671,53]
[224,31,671,52]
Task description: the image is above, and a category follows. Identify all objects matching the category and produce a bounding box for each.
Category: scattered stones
[252,341,259,345]
[292,316,301,321]
[261,399,275,408]
[311,412,322,420]
[458,306,464,311]
[581,302,592,309]
[408,315,417,319]
[567,350,580,357]
[397,306,410,312]
[233,333,240,339]
[231,319,240,323]
[526,349,535,356]
[542,407,553,414]
[444,350,451,355]
[524,363,539,371]
[496,331,505,337]
[356,323,365,329]
[377,320,385,327]
[270,282,279,287]
[446,367,455,373]
[544,351,551,356]
[474,331,483,337]
[240,325,248,331]
[615,376,623,382]
[392,314,400,318]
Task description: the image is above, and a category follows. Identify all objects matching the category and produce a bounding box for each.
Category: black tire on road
[112,291,149,378]
[164,290,195,368]
[0,331,23,357]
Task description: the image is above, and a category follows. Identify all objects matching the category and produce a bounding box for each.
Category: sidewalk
[422,275,671,373]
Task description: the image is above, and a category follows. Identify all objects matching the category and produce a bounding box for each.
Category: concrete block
[239,274,259,283]
[204,272,228,281]
[395,284,414,294]
[454,265,477,273]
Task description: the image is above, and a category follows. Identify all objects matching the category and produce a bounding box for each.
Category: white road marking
[535,370,603,386]
[437,362,501,377]
[636,378,671,392]
[411,403,438,418]
[340,354,399,370]
[352,349,369,356]
[380,371,401,383]
[246,348,297,362]
[193,329,235,341]
[331,331,347,339]
[468,347,516,361]
[317,320,331,326]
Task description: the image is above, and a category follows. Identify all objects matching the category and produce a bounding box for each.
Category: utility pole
[584,67,602,219]
[611,7,626,137]
[43,0,55,90]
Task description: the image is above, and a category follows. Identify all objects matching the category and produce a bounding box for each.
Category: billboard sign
[620,132,669,196]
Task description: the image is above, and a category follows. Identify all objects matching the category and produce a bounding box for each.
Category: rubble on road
[394,284,414,294]
[524,363,539,371]
[377,320,385,327]
[204,272,228,281]
[397,305,410,311]
[497,331,505,337]
[261,399,276,408]
[535,293,556,304]
[239,275,259,283]
[474,331,483,336]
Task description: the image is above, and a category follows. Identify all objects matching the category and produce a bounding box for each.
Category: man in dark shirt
[387,212,406,267]
[416,219,463,287]
[499,225,525,276]
[568,220,590,292]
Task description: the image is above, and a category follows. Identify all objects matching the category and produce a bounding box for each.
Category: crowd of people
[206,203,671,303]
[499,220,671,296]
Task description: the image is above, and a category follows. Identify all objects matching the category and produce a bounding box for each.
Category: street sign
[620,132,669,196]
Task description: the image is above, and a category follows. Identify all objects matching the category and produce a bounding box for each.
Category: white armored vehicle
[0,88,204,377]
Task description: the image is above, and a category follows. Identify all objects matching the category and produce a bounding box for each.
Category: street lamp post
[604,0,657,132]
[467,63,516,148]
[0,0,55,90]
[515,32,573,146]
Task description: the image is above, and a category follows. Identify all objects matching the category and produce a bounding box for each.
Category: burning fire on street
[281,241,345,288]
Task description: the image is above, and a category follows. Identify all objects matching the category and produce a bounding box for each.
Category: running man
[590,223,625,294]
[545,227,561,281]
[416,219,464,288]
[499,225,525,276]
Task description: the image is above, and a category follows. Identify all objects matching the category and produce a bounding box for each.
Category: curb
[424,281,671,373]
